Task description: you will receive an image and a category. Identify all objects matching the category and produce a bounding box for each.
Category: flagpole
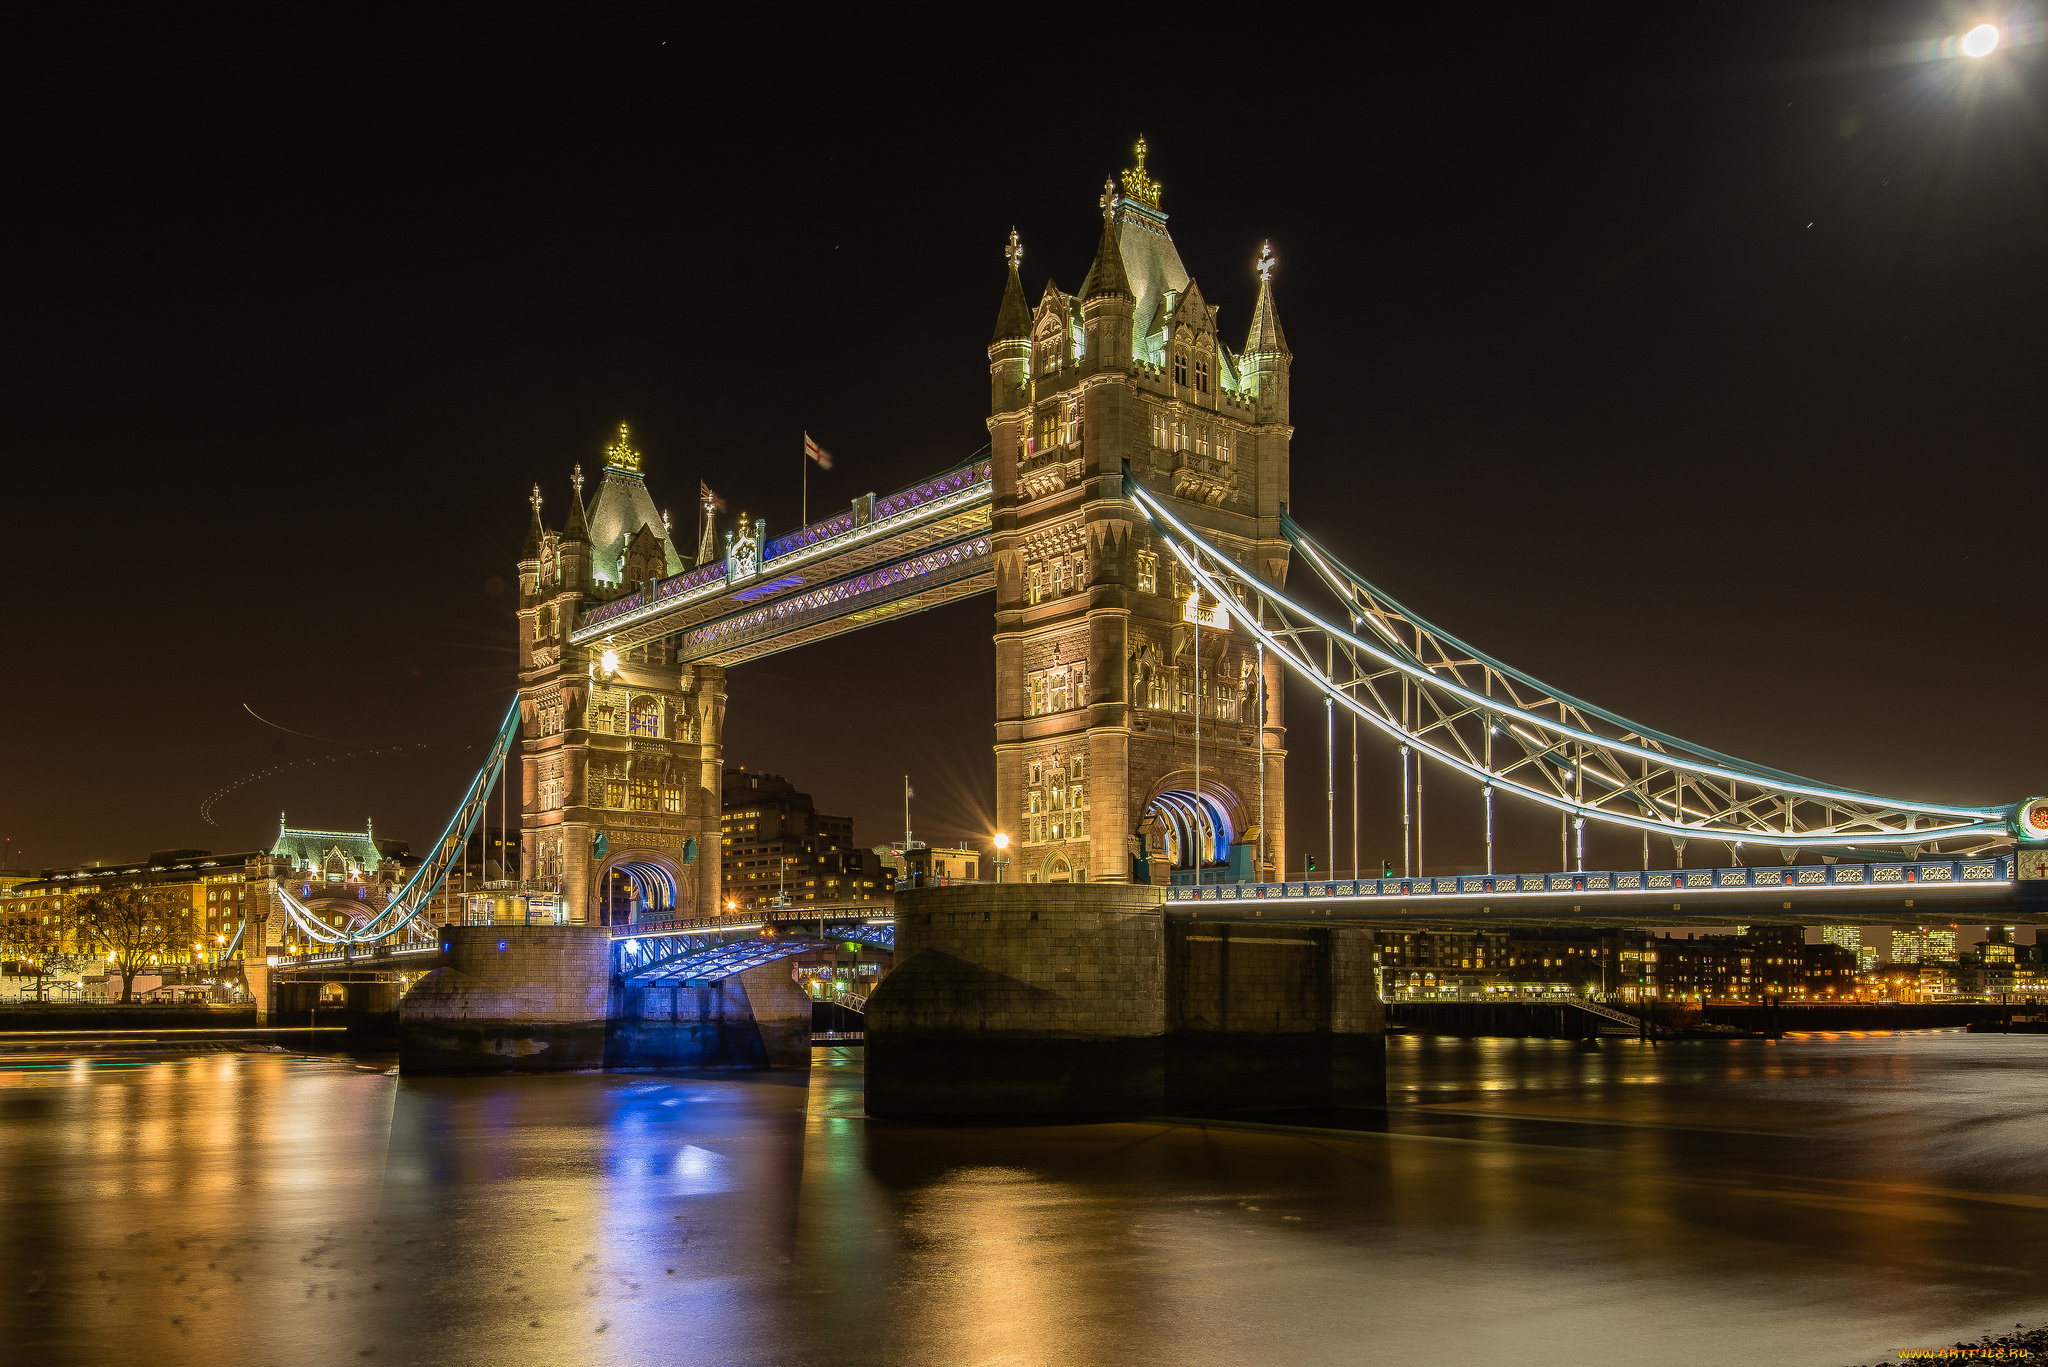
[802,434,808,529]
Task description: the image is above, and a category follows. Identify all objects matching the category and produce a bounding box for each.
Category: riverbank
[1847,1319,2048,1366]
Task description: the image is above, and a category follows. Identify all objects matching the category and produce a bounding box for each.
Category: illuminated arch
[1141,788,1236,868]
[591,850,687,925]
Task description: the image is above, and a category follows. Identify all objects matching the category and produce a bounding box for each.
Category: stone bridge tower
[989,141,1291,887]
[516,425,725,925]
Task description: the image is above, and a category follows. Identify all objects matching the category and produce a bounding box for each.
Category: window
[594,702,616,733]
[1028,565,1043,606]
[604,776,627,808]
[629,697,660,737]
[663,784,683,813]
[1028,762,1043,786]
[1135,549,1157,595]
[1195,356,1210,394]
[1173,351,1188,387]
[1070,756,1084,780]
[1152,412,1169,448]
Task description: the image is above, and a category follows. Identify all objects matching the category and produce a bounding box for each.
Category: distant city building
[720,769,881,913]
[1892,925,1959,965]
[1954,927,2041,999]
[0,846,263,972]
[875,842,981,887]
[1819,925,1861,957]
[246,817,417,956]
[1381,924,1876,1004]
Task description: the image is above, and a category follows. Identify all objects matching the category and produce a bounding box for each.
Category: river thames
[3,1031,2045,1367]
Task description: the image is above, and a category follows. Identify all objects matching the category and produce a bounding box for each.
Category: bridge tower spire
[991,142,1290,887]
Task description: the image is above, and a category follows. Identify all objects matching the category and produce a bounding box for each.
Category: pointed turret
[555,463,592,592]
[520,484,544,562]
[988,229,1033,411]
[561,463,590,542]
[1242,242,1291,424]
[1244,242,1289,357]
[991,227,1030,345]
[1079,177,1135,372]
[1080,178,1132,301]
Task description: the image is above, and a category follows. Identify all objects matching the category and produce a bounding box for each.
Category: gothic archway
[1137,778,1244,871]
[590,850,689,926]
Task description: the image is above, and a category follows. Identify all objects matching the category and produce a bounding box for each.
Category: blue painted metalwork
[344,696,523,945]
[613,909,893,983]
[672,531,992,665]
[571,454,993,648]
[1163,856,2014,904]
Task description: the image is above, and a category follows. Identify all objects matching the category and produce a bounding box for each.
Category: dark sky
[3,4,2042,892]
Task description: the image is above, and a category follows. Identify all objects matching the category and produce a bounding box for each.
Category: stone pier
[399,924,612,1073]
[864,884,1383,1120]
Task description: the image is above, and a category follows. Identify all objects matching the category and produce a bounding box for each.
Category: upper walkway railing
[615,903,895,940]
[571,455,993,646]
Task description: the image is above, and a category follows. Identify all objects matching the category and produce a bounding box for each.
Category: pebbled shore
[1848,1322,2048,1366]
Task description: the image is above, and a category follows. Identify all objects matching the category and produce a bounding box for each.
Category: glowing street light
[1962,23,2000,57]
[992,832,1010,883]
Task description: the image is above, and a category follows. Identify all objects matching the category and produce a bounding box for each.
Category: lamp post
[993,832,1010,884]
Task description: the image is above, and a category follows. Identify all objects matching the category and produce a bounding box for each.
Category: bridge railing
[573,454,994,644]
[616,904,895,940]
[1165,857,2013,903]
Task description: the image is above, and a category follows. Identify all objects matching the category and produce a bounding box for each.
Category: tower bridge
[234,141,2045,1109]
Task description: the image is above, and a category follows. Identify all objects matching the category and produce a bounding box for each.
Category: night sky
[4,5,2042,919]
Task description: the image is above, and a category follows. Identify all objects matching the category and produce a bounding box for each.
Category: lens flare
[1962,23,2000,57]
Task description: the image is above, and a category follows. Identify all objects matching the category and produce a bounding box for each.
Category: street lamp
[992,832,1010,884]
[1963,23,1999,57]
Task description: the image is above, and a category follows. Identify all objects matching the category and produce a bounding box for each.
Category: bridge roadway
[272,853,2026,983]
[568,457,992,666]
[1167,855,2026,927]
[612,903,895,982]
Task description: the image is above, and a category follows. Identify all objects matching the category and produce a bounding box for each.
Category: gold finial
[571,463,584,499]
[1005,226,1022,270]
[1256,241,1277,283]
[1100,175,1120,222]
[530,483,542,514]
[1120,136,1160,209]
[603,422,642,474]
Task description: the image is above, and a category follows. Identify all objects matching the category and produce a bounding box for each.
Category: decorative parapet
[571,456,993,644]
[1164,857,2015,906]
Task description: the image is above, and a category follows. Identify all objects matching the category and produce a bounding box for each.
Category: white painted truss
[1126,479,2018,857]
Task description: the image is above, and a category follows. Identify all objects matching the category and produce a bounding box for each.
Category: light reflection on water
[1,1033,2045,1366]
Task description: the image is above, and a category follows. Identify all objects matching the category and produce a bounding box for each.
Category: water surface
[3,1032,2045,1366]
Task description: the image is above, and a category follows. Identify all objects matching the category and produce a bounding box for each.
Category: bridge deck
[570,459,992,663]
[1167,856,2021,927]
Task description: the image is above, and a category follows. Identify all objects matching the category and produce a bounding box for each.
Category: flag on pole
[803,432,834,469]
[699,481,727,512]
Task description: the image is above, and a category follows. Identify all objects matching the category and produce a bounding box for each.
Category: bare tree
[1,907,66,1003]
[77,887,182,1004]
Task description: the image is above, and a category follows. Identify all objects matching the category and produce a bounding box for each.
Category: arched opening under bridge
[1142,788,1236,871]
[593,855,683,926]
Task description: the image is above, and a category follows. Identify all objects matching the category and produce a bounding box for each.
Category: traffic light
[1306,853,1318,873]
